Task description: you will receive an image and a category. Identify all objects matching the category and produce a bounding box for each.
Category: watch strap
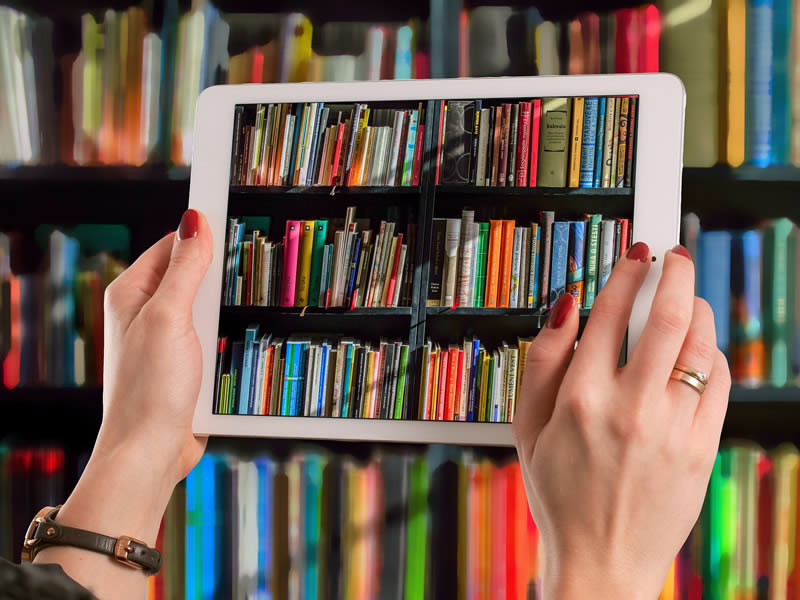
[23,507,161,576]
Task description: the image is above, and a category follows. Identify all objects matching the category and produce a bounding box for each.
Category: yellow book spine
[364,351,375,418]
[726,0,746,167]
[295,221,315,306]
[568,96,585,187]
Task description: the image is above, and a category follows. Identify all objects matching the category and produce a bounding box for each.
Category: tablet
[190,74,685,445]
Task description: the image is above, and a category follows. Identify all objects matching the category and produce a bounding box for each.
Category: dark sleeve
[0,557,97,600]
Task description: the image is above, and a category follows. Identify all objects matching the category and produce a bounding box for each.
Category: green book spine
[485,354,494,422]
[308,220,328,306]
[474,223,489,307]
[584,214,602,308]
[394,345,409,420]
[764,218,793,386]
[281,343,294,416]
[706,452,723,600]
[404,456,428,600]
[719,449,736,599]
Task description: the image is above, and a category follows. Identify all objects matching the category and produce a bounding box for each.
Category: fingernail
[626,241,650,263]
[178,209,198,240]
[671,244,692,261]
[546,293,576,329]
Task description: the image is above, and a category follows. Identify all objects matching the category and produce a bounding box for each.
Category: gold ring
[673,363,709,385]
[670,369,706,395]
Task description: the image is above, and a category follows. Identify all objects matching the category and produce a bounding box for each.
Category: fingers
[570,241,651,374]
[104,232,175,329]
[626,246,696,385]
[153,209,214,311]
[692,349,731,452]
[512,293,579,457]
[667,297,717,420]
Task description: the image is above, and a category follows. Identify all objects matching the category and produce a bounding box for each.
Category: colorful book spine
[763,218,793,385]
[295,220,315,306]
[579,97,599,187]
[698,230,733,356]
[598,219,616,292]
[583,214,602,308]
[280,220,301,307]
[616,97,630,187]
[528,224,540,309]
[307,221,328,307]
[593,97,607,188]
[538,211,555,308]
[548,222,569,307]
[529,99,542,186]
[731,230,764,386]
[566,221,586,305]
[745,0,773,166]
[567,97,585,188]
[475,223,489,307]
[485,220,503,308]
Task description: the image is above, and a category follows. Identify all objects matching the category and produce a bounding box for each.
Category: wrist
[543,557,655,600]
[52,441,175,546]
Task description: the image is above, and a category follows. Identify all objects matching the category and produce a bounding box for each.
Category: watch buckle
[114,536,145,570]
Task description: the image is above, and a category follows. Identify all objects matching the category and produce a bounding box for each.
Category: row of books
[417,337,533,423]
[230,102,426,187]
[684,215,800,388]
[436,96,637,188]
[4,440,800,600]
[0,229,127,389]
[428,210,632,310]
[213,328,411,419]
[222,209,415,309]
[0,4,429,167]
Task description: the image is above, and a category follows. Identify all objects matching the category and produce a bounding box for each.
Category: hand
[512,243,731,600]
[96,208,213,486]
[35,209,213,599]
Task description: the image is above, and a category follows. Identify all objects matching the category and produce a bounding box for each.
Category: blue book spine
[746,0,774,166]
[305,103,325,185]
[593,98,607,187]
[287,103,305,182]
[281,343,294,416]
[342,344,355,417]
[201,456,216,598]
[395,26,413,79]
[731,230,763,385]
[467,338,480,421]
[247,340,261,415]
[256,458,272,598]
[401,110,419,185]
[317,344,328,416]
[579,98,599,187]
[290,343,307,416]
[531,226,541,308]
[771,0,791,164]
[63,237,80,386]
[239,325,259,415]
[549,222,570,307]
[230,223,245,304]
[566,221,586,304]
[698,231,732,355]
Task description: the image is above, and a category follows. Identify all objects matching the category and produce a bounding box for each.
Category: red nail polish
[626,241,650,263]
[178,209,198,240]
[546,293,576,329]
[671,244,692,261]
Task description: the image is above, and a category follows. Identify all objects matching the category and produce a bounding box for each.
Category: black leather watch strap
[22,507,161,576]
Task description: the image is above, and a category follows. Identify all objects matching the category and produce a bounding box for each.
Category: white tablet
[190,74,685,446]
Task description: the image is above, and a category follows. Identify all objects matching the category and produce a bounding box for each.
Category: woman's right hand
[512,243,731,600]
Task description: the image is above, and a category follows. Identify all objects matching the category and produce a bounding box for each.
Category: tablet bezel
[189,74,685,446]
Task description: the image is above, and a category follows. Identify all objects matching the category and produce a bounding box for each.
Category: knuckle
[104,279,125,313]
[141,300,179,328]
[563,385,594,429]
[690,336,717,365]
[651,302,691,337]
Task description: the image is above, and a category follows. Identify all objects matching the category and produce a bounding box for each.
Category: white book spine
[392,244,407,307]
[140,33,161,163]
[457,210,475,307]
[475,108,490,186]
[386,111,405,184]
[598,219,616,292]
[506,347,519,421]
[509,227,523,308]
[518,227,530,309]
[442,218,461,307]
[280,114,295,184]
[375,223,396,306]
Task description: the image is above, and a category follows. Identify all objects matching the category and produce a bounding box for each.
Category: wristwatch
[21,505,162,576]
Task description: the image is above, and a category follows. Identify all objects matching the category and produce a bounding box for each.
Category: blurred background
[1,0,799,598]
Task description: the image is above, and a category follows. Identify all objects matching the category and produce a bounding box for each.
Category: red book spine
[280,221,301,306]
[452,349,465,421]
[413,51,431,79]
[435,100,446,184]
[615,8,637,73]
[446,347,459,421]
[436,349,449,420]
[384,233,404,306]
[529,100,542,186]
[425,351,436,420]
[250,49,264,83]
[617,218,630,252]
[411,124,425,185]
[640,5,660,72]
[330,122,345,184]
[262,346,273,414]
[505,465,518,600]
[516,102,531,186]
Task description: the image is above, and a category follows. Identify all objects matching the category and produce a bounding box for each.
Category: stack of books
[683,214,800,388]
[213,327,411,419]
[230,103,426,187]
[223,209,414,309]
[0,229,128,389]
[436,96,637,188]
[418,337,533,423]
[428,210,631,310]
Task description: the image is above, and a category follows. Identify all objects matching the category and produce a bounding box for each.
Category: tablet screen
[212,96,637,422]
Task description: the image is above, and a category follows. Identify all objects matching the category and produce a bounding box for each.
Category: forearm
[33,443,174,600]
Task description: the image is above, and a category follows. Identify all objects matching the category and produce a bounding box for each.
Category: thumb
[512,292,579,458]
[153,209,213,310]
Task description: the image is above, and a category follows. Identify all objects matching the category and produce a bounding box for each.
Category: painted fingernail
[626,241,650,263]
[546,293,576,329]
[671,244,692,261]
[177,209,198,240]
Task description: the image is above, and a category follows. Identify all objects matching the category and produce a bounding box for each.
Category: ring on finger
[669,368,707,395]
